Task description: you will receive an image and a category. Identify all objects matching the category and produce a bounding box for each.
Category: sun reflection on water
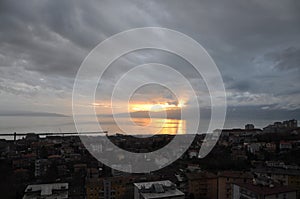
[131,118,186,135]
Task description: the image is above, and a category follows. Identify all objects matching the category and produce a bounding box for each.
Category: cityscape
[0,119,299,198]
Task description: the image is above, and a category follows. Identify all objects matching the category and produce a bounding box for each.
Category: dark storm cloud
[226,79,258,93]
[265,47,300,71]
[0,0,167,79]
[226,105,300,120]
[0,0,88,77]
[0,0,299,120]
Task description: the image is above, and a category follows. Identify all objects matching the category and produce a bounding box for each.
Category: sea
[0,116,277,140]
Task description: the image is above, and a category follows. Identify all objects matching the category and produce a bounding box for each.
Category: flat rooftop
[23,183,68,199]
[234,182,297,196]
[134,180,184,199]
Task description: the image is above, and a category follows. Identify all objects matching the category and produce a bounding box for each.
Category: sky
[0,0,300,127]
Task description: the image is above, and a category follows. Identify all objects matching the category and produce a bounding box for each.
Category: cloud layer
[0,0,299,121]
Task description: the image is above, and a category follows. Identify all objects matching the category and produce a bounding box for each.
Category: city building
[86,176,130,199]
[23,183,68,199]
[34,159,50,177]
[283,119,298,128]
[263,119,298,133]
[232,182,297,199]
[0,139,9,155]
[25,133,40,142]
[186,171,218,199]
[265,142,277,153]
[218,171,253,199]
[279,141,292,151]
[134,180,184,199]
[215,128,262,139]
[247,143,263,154]
[253,167,300,193]
[245,124,255,130]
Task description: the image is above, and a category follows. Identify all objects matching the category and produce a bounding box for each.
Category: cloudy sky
[0,0,300,126]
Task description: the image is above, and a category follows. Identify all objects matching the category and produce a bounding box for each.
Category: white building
[23,183,68,199]
[134,180,184,199]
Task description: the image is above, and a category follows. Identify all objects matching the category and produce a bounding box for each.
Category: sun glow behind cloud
[130,100,186,112]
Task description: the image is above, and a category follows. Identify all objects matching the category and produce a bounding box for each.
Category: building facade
[218,171,253,199]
